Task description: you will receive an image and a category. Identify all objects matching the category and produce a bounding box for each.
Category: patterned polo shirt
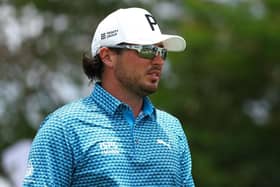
[23,83,194,186]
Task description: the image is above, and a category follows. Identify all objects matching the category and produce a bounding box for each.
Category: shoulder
[155,109,191,146]
[40,96,98,129]
[155,109,183,133]
[155,109,180,124]
[155,109,190,148]
[54,97,92,117]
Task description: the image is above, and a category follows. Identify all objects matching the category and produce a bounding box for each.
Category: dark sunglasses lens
[138,48,155,59]
[152,47,167,60]
[162,49,167,60]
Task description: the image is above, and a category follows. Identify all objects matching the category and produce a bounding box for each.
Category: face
[113,44,165,97]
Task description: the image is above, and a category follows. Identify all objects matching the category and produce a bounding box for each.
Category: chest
[71,117,183,186]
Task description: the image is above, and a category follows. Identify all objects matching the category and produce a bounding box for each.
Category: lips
[148,71,160,76]
[147,69,161,80]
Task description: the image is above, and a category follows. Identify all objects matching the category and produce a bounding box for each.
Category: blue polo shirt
[23,83,194,186]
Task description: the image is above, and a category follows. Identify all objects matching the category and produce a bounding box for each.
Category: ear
[99,47,115,68]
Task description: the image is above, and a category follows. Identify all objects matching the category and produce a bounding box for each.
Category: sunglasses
[106,44,167,60]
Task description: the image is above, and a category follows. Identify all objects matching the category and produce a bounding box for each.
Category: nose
[152,54,165,65]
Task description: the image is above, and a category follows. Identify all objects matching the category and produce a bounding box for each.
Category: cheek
[118,51,151,76]
[123,55,147,72]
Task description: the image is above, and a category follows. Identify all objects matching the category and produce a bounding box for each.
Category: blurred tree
[0,0,279,186]
[152,0,280,186]
[0,0,183,184]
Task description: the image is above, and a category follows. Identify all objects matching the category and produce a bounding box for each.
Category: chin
[142,85,158,95]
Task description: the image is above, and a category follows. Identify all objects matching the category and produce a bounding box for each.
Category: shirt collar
[91,83,155,117]
[142,97,154,116]
[91,83,122,115]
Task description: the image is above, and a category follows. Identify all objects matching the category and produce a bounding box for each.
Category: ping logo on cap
[145,14,158,31]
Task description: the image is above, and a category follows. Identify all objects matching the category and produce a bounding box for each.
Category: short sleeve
[22,115,74,186]
[179,128,195,187]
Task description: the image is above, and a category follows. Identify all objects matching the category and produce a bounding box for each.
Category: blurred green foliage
[152,1,280,186]
[0,0,279,186]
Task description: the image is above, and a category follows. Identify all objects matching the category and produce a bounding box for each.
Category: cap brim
[123,34,186,52]
[160,34,186,52]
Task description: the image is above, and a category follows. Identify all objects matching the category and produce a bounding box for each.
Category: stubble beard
[114,67,158,97]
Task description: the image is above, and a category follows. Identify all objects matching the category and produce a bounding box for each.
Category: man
[23,7,195,186]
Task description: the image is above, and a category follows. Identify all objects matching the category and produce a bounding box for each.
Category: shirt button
[135,139,139,144]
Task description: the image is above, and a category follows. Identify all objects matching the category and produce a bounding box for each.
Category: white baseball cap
[91,7,186,57]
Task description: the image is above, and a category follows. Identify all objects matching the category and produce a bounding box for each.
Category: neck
[101,81,143,117]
